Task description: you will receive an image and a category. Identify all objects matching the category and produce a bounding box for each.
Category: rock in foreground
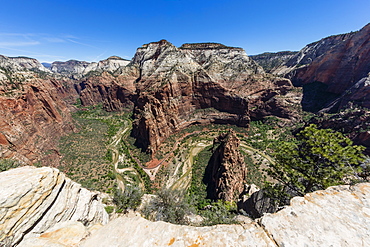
[0,166,109,247]
[80,183,370,247]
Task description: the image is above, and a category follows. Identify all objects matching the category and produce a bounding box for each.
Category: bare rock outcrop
[80,213,276,247]
[50,56,130,79]
[78,183,370,246]
[0,55,50,73]
[204,130,247,201]
[128,40,298,153]
[0,166,108,247]
[250,51,298,73]
[260,183,370,246]
[269,23,370,112]
[0,65,76,165]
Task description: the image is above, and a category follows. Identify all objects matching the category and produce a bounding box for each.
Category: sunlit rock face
[271,23,370,112]
[125,40,298,154]
[0,58,77,166]
[50,56,130,78]
[80,183,370,247]
[0,166,108,247]
[205,129,247,201]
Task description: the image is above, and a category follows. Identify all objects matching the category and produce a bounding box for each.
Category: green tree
[265,124,365,205]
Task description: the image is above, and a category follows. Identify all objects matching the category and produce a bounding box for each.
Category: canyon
[0,23,370,246]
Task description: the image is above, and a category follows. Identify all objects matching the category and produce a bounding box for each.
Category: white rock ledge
[0,166,108,247]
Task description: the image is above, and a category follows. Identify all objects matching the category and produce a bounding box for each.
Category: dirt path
[107,121,145,191]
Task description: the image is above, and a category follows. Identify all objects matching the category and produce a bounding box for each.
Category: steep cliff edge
[2,166,369,246]
[0,60,77,166]
[204,130,247,201]
[128,40,298,153]
[0,166,108,247]
[270,23,370,112]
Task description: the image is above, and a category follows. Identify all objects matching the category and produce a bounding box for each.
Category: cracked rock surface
[0,166,108,247]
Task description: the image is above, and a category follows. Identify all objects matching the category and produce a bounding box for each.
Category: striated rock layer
[2,167,370,246]
[205,129,247,201]
[0,166,108,247]
[77,40,299,154]
[271,23,370,112]
[0,62,77,165]
[50,56,130,79]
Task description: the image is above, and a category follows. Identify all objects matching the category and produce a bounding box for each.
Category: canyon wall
[0,57,77,166]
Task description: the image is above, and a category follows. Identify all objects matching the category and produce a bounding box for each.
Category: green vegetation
[104,206,115,214]
[0,159,22,172]
[143,188,194,225]
[113,186,143,213]
[265,124,366,206]
[58,104,128,192]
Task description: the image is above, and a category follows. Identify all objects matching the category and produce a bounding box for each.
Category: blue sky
[0,0,369,63]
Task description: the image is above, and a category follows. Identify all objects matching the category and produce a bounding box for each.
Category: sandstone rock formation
[204,129,247,201]
[259,183,370,246]
[268,23,370,112]
[0,60,77,166]
[2,167,370,246]
[80,212,276,247]
[272,31,356,77]
[0,55,50,73]
[250,51,298,73]
[0,62,77,165]
[50,56,130,79]
[79,183,370,246]
[0,166,108,247]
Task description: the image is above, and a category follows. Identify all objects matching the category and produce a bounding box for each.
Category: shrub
[0,159,22,172]
[113,186,143,212]
[142,188,194,225]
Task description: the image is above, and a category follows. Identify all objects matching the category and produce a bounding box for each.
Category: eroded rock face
[250,51,298,73]
[0,166,108,247]
[260,183,370,246]
[0,55,50,73]
[80,213,276,247]
[0,64,76,165]
[77,40,299,154]
[271,23,370,112]
[204,130,247,201]
[128,40,298,153]
[273,32,356,77]
[50,56,130,79]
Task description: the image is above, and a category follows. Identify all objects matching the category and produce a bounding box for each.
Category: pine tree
[265,124,365,204]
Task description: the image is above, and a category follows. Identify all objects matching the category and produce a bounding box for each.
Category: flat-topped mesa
[179,42,243,50]
[139,39,174,49]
